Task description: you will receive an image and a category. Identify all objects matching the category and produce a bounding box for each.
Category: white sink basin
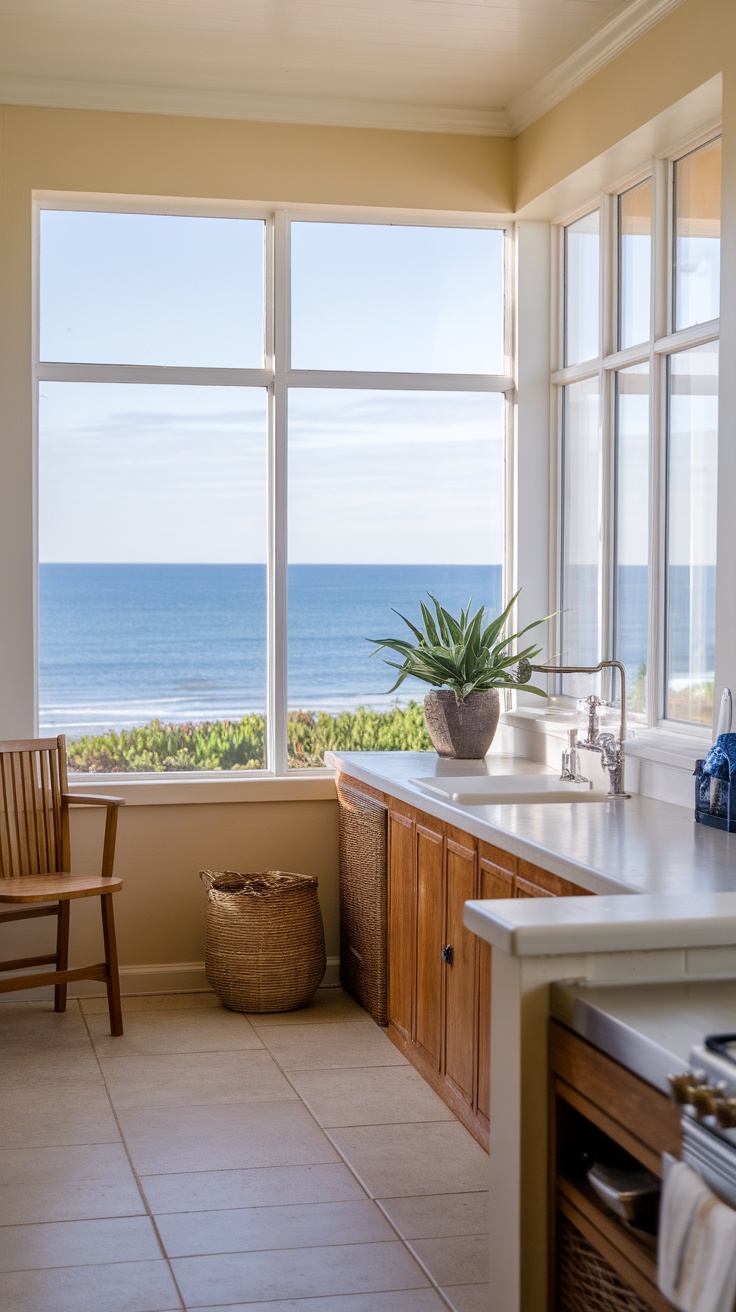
[411,774,609,805]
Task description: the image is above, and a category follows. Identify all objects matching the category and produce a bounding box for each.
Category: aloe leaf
[391,608,425,643]
[417,600,441,646]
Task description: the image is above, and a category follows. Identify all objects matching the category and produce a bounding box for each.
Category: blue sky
[38,210,505,564]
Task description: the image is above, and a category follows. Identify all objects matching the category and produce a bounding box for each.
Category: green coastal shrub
[66,702,433,772]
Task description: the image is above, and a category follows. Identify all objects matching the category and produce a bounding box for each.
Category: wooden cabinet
[551,1021,681,1311]
[444,836,478,1108]
[414,822,444,1069]
[338,772,593,1150]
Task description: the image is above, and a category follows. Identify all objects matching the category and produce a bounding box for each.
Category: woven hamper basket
[556,1215,654,1312]
[200,869,326,1013]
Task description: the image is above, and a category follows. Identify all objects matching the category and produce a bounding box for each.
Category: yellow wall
[514,0,731,210]
[2,104,513,211]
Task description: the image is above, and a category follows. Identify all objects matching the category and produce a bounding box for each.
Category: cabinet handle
[441,944,454,966]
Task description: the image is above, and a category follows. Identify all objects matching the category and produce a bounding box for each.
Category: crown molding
[506,0,688,135]
[0,75,511,137]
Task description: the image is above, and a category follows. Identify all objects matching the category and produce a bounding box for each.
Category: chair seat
[0,874,123,903]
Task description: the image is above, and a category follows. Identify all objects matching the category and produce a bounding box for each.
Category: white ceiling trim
[506,0,688,135]
[0,75,510,137]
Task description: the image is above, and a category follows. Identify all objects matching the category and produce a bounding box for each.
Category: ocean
[38,562,715,738]
[39,563,503,737]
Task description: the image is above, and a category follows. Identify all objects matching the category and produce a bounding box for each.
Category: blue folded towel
[703,733,736,780]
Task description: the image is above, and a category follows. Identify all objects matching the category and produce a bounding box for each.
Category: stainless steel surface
[551,979,736,1095]
[682,1117,736,1208]
[527,660,629,798]
[587,1161,660,1225]
[559,727,590,784]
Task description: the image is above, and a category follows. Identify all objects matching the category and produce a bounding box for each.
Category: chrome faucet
[524,659,630,799]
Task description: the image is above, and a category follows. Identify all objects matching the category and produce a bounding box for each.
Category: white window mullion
[600,364,615,688]
[268,211,289,776]
[35,363,274,388]
[284,369,513,393]
[649,159,669,726]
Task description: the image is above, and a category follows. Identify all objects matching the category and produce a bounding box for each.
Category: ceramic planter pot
[423,688,500,759]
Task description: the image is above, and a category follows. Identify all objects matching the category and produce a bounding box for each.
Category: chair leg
[55,900,71,1013]
[100,892,123,1037]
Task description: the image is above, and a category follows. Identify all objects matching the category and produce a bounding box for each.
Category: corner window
[555,135,721,727]
[37,207,509,773]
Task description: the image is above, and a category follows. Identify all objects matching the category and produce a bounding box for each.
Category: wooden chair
[0,735,125,1035]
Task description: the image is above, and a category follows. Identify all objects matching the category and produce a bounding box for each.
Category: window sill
[502,706,711,772]
[67,770,337,807]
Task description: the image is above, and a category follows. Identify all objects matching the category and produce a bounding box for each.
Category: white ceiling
[0,0,683,134]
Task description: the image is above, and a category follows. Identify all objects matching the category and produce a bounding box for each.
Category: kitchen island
[329,750,736,1312]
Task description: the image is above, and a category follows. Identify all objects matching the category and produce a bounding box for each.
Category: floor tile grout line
[252,1016,465,1311]
[9,997,479,1311]
[77,999,188,1312]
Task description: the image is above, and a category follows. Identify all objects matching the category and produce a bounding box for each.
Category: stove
[671,1034,736,1208]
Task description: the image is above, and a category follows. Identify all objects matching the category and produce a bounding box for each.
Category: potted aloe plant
[369,590,548,759]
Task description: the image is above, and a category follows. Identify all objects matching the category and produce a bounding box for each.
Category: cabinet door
[477,857,515,1125]
[388,810,415,1041]
[443,837,478,1107]
[414,823,444,1070]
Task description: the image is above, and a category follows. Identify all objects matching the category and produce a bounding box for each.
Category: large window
[37,207,509,772]
[555,135,720,728]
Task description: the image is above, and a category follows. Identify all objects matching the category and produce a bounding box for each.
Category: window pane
[564,211,599,366]
[666,343,718,725]
[38,383,268,769]
[619,180,652,349]
[561,377,601,668]
[287,390,505,766]
[614,364,650,721]
[674,138,721,331]
[290,223,504,373]
[40,211,265,367]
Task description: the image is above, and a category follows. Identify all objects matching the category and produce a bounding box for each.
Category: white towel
[658,1158,736,1312]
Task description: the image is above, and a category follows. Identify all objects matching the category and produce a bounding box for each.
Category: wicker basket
[336,779,388,1025]
[557,1215,654,1312]
[200,869,326,1013]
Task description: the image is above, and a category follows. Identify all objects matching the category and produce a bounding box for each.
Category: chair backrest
[0,736,70,877]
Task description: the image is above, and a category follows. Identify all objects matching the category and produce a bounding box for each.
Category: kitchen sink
[410,774,609,805]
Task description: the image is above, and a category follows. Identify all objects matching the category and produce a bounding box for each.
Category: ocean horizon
[39,561,713,738]
[39,562,504,738]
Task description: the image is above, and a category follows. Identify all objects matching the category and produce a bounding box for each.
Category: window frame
[33,193,514,780]
[551,130,721,739]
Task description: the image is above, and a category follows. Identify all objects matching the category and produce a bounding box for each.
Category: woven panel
[336,780,388,1026]
[201,869,326,1013]
[557,1215,654,1312]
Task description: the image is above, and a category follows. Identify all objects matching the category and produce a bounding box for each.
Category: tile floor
[0,988,490,1312]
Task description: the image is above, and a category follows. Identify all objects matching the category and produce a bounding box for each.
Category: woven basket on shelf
[556,1215,653,1312]
[200,869,326,1013]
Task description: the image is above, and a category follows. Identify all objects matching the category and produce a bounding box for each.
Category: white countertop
[464,891,736,955]
[330,750,736,897]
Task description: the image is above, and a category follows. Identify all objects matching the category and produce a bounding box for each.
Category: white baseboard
[0,956,341,1001]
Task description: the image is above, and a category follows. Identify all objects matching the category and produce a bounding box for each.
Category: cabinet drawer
[518,858,592,898]
[551,1022,681,1167]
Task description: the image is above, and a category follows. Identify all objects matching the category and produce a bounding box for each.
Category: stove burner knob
[693,1085,722,1117]
[715,1097,736,1130]
[669,1071,708,1105]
